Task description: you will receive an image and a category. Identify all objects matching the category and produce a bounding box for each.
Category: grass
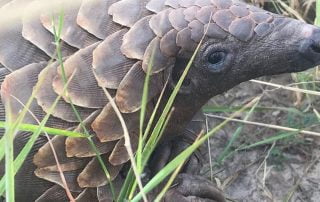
[0,0,320,201]
[201,1,320,200]
[1,3,230,201]
[0,62,76,197]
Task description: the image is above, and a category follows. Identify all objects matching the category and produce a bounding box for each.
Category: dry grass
[203,1,320,201]
[0,0,319,201]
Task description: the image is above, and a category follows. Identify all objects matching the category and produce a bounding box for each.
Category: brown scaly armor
[1,0,320,201]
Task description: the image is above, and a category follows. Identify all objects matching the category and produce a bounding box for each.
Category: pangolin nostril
[310,42,320,53]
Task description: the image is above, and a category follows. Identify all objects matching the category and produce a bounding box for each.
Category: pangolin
[0,0,320,201]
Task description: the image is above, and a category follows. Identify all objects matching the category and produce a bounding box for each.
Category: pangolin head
[1,0,320,200]
[169,6,320,110]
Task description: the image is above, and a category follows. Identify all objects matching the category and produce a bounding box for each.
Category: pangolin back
[0,0,304,201]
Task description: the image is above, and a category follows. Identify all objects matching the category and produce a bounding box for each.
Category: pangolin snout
[298,25,320,65]
[309,40,320,54]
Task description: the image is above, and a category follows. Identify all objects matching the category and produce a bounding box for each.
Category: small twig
[250,79,320,96]
[205,115,214,182]
[11,96,75,202]
[206,114,320,137]
[284,156,319,202]
[102,88,148,202]
[274,0,305,21]
[255,142,276,186]
[314,109,320,121]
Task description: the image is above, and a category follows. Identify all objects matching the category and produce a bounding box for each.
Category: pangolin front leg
[1,0,320,201]
[147,113,225,202]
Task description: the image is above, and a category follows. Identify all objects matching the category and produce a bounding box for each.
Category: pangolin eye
[205,50,228,72]
[208,51,226,65]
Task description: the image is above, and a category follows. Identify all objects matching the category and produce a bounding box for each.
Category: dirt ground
[202,72,320,201]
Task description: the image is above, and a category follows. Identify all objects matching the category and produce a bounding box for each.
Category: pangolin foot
[164,173,225,202]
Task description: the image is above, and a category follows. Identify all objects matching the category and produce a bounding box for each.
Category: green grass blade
[140,38,203,167]
[101,88,147,201]
[0,69,75,195]
[238,131,298,151]
[203,105,304,115]
[127,108,173,200]
[0,121,88,138]
[216,100,259,163]
[130,48,159,201]
[119,30,201,202]
[0,62,54,163]
[117,168,135,201]
[52,11,116,198]
[137,47,154,173]
[131,97,261,201]
[124,28,210,200]
[316,0,320,25]
[0,63,54,196]
[0,62,54,199]
[117,82,168,201]
[154,163,184,202]
[0,138,4,163]
[4,102,14,202]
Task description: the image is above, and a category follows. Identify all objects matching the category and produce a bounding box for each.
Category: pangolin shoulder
[0,0,281,201]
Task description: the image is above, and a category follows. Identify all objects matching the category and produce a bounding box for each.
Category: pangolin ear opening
[169,57,193,94]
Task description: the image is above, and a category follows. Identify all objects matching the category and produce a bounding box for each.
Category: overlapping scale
[189,20,204,42]
[183,6,200,22]
[34,136,91,192]
[91,102,140,142]
[160,29,180,57]
[250,11,273,24]
[36,185,70,202]
[65,110,117,158]
[109,135,137,165]
[229,17,255,42]
[146,0,167,13]
[33,136,90,170]
[178,0,196,8]
[165,0,180,9]
[254,22,274,37]
[176,27,197,52]
[142,37,176,74]
[204,23,227,39]
[93,29,136,89]
[212,9,236,31]
[52,43,110,108]
[77,0,122,39]
[121,16,155,60]
[211,0,232,9]
[22,1,77,58]
[169,8,189,31]
[35,168,84,192]
[195,0,212,7]
[109,0,151,27]
[195,5,217,24]
[115,61,169,113]
[149,9,173,37]
[0,2,49,71]
[78,155,122,187]
[0,0,282,201]
[35,62,95,122]
[40,2,99,49]
[75,188,98,202]
[230,4,249,17]
[0,62,64,125]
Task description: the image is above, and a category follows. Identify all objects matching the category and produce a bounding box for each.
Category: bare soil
[203,73,320,202]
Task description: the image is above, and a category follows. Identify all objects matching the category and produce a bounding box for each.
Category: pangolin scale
[0,0,320,201]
